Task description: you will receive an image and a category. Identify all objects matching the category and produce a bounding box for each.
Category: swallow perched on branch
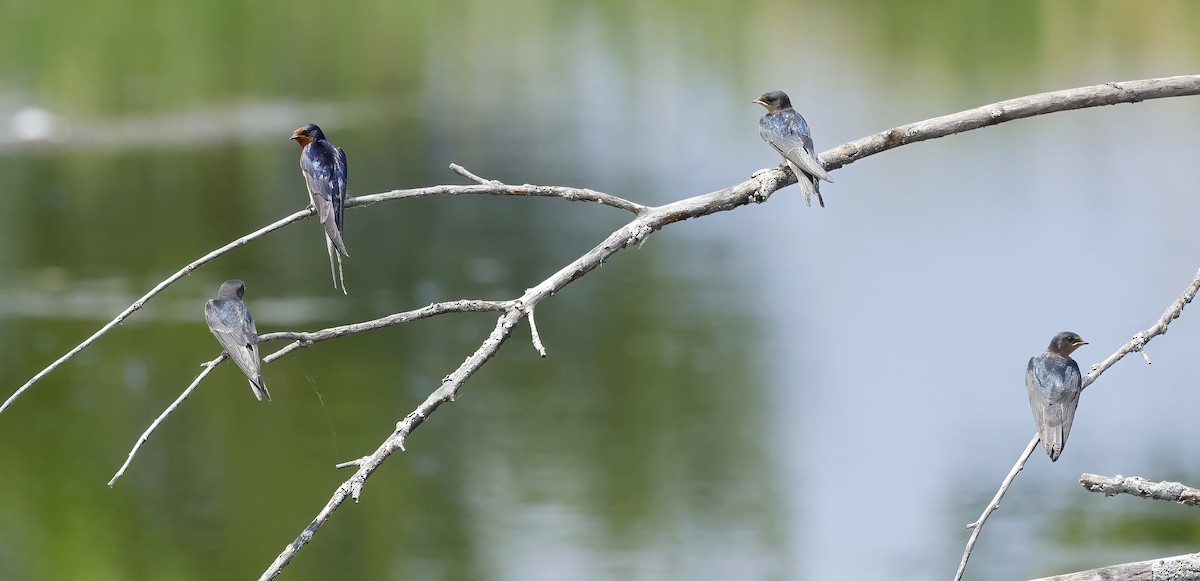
[1026,331,1088,461]
[204,279,269,401]
[754,91,834,207]
[291,123,349,293]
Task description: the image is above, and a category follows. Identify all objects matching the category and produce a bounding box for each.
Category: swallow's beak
[752,99,767,107]
[1064,338,1088,356]
[289,133,301,140]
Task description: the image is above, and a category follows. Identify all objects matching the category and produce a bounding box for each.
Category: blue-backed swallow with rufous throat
[291,124,349,293]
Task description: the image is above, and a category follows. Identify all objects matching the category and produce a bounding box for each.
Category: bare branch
[259,299,515,363]
[108,355,226,487]
[257,309,523,580]
[354,166,650,215]
[1080,268,1200,391]
[823,76,1200,173]
[1079,474,1200,508]
[107,300,516,483]
[953,267,1200,581]
[1028,551,1200,581]
[953,438,1040,580]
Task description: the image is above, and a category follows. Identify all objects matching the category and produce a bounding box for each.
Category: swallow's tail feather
[1042,426,1063,462]
[326,224,349,258]
[789,161,825,208]
[248,376,271,402]
[1039,402,1068,462]
[327,236,347,294]
[314,196,349,258]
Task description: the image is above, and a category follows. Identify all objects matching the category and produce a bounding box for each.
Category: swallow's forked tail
[789,161,826,208]
[327,236,347,295]
[249,375,271,402]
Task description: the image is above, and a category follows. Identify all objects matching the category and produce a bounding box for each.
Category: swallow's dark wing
[205,299,270,401]
[759,111,833,183]
[1025,356,1050,453]
[301,142,349,257]
[1054,358,1083,455]
[333,146,347,233]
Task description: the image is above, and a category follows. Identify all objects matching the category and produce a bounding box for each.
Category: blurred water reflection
[1,2,1199,580]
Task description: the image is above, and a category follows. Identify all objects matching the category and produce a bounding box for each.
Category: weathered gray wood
[1030,552,1200,581]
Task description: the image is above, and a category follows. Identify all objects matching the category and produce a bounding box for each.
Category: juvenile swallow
[291,123,349,293]
[204,279,270,401]
[1026,331,1088,461]
[754,90,834,207]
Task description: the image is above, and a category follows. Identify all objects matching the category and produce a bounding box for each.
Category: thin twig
[954,437,1039,580]
[335,457,370,469]
[1079,267,1200,391]
[526,307,547,357]
[260,299,515,363]
[953,267,1200,581]
[1079,474,1200,508]
[449,163,496,184]
[354,166,650,215]
[108,355,226,487]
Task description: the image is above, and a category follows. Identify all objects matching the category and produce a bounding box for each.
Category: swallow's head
[1048,331,1088,357]
[753,91,792,113]
[217,279,246,301]
[290,123,325,147]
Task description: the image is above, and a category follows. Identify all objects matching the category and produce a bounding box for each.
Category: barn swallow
[204,279,270,401]
[1025,331,1088,461]
[291,123,349,293]
[754,91,833,207]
